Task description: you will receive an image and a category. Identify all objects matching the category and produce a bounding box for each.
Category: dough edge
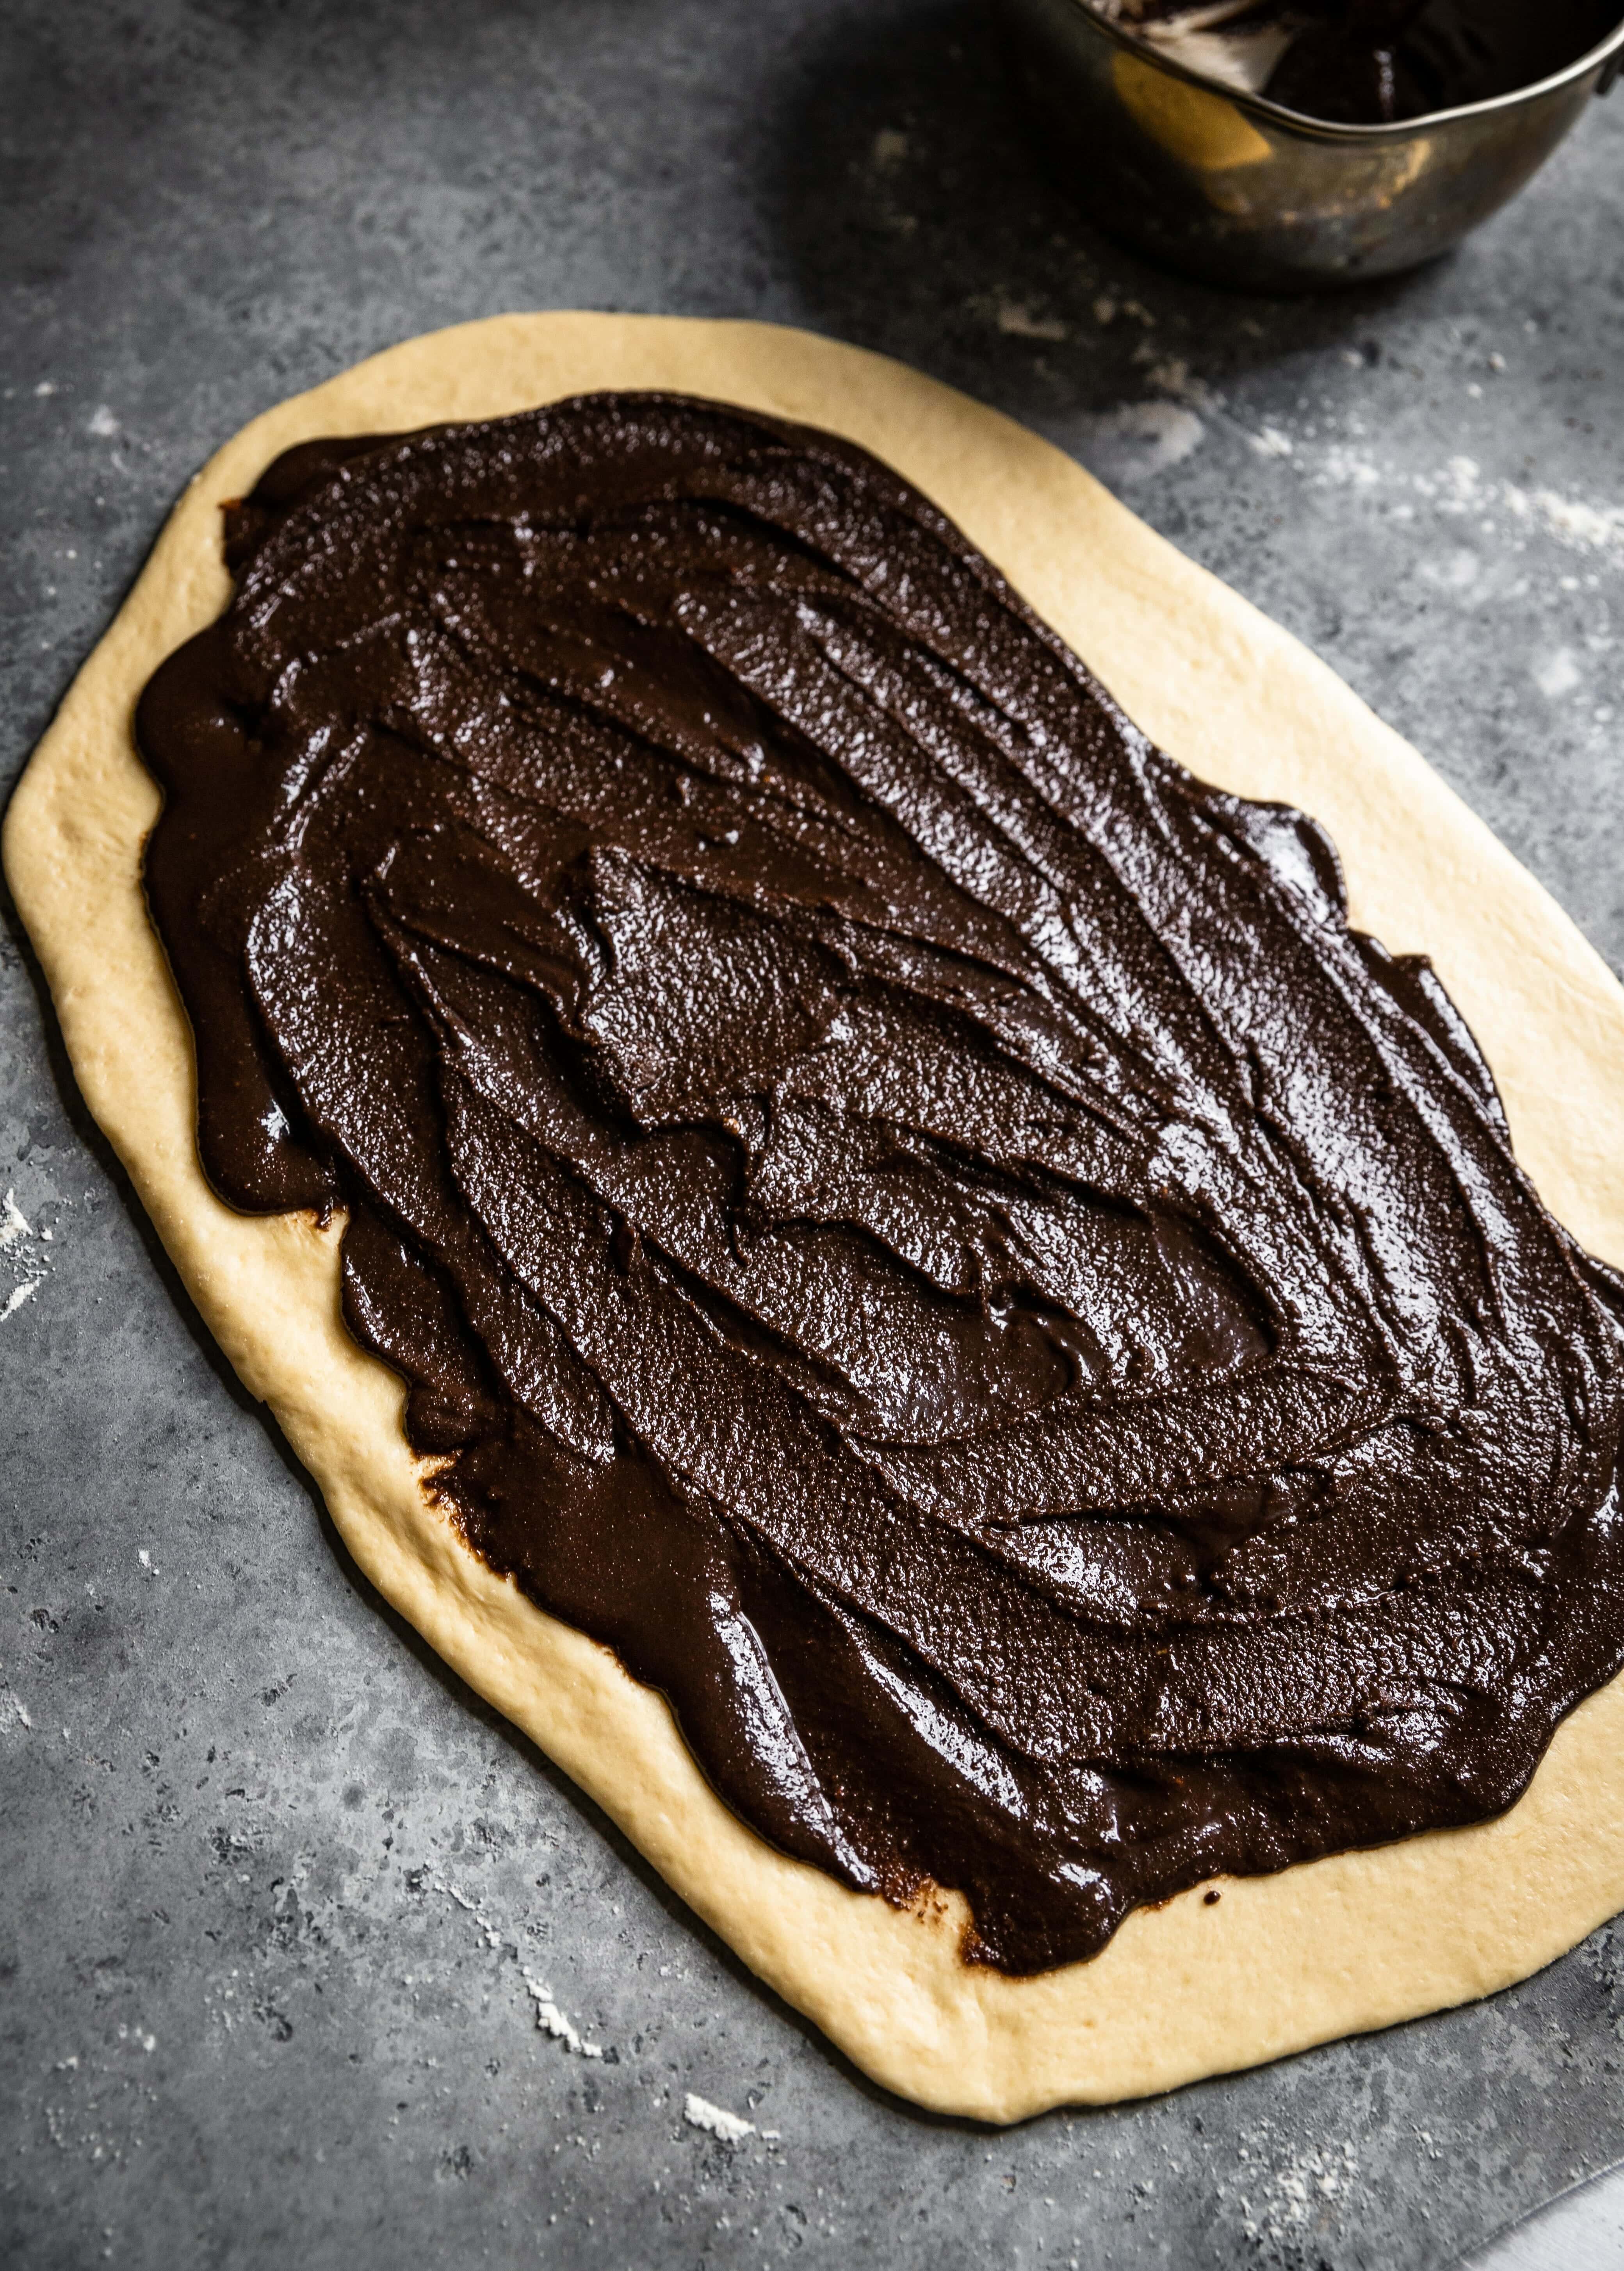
[7,311,1624,2125]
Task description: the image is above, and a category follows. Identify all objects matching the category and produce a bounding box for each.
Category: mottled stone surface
[2,5,1621,2266]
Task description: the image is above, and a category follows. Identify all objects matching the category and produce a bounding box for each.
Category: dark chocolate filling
[137,394,1624,1973]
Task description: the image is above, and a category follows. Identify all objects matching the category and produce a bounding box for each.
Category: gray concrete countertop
[3,5,1621,2266]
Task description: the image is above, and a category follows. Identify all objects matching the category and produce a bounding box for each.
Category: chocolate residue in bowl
[1094,0,1623,123]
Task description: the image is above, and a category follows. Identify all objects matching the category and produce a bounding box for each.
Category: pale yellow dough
[8,314,1624,2122]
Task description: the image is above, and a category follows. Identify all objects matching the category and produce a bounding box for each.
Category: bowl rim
[1046,0,1624,141]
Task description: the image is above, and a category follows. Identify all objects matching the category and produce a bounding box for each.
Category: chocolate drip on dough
[137,394,1624,1973]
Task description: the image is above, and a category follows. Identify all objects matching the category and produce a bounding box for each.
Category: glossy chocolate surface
[137,396,1624,1971]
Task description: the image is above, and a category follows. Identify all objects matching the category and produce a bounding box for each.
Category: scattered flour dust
[995,300,1068,343]
[437,1879,604,2058]
[427,1875,804,2152]
[432,1879,790,2144]
[1136,354,1213,409]
[1,1188,51,1322]
[1307,444,1624,569]
[683,2093,755,2143]
[974,291,1209,487]
[1235,2130,1360,2251]
[1079,401,1206,490]
[522,1966,603,2059]
[430,1881,796,2142]
[0,1190,30,1248]
[1503,481,1624,562]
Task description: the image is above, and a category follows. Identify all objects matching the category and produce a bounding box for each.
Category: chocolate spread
[136,395,1624,1973]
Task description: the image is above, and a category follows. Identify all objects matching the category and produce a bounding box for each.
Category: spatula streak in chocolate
[136,395,1624,1973]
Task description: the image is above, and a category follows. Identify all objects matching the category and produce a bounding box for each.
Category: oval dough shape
[7,311,1624,2120]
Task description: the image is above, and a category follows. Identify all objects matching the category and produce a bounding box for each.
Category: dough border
[8,313,1624,2122]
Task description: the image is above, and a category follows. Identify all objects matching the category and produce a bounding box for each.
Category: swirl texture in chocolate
[136,394,1624,1973]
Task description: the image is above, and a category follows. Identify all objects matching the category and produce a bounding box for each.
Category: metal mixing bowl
[999,0,1624,291]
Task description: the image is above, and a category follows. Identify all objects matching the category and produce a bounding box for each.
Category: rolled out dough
[8,312,1624,2121]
